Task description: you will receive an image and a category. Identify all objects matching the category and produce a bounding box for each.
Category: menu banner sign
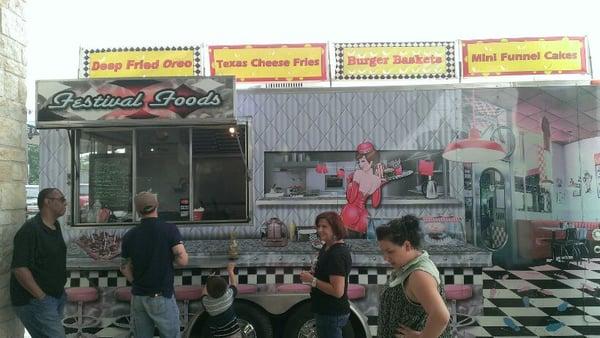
[462,36,588,77]
[208,43,327,82]
[81,47,201,78]
[36,77,235,129]
[334,42,456,80]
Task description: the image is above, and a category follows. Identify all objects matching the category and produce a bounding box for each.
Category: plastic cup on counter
[193,207,204,221]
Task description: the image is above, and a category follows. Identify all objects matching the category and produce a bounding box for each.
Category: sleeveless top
[377,251,451,338]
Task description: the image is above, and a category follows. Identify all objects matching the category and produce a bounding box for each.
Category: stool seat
[444,284,473,301]
[237,284,258,294]
[62,287,101,334]
[174,285,203,301]
[65,287,98,303]
[347,284,366,300]
[277,283,311,293]
[115,287,132,302]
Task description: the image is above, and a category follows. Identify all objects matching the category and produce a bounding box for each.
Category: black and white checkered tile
[462,258,600,338]
[67,265,482,288]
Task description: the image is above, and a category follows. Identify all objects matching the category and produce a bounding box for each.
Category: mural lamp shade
[442,127,506,163]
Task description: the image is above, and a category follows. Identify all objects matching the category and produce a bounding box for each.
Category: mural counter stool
[276,283,311,293]
[444,284,476,337]
[237,284,258,295]
[62,287,101,337]
[174,285,203,331]
[113,287,133,335]
[347,284,366,300]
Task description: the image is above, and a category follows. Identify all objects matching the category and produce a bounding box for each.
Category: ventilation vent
[265,82,304,89]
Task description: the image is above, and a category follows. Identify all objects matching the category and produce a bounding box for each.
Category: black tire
[190,302,273,338]
[283,302,355,338]
[235,301,273,338]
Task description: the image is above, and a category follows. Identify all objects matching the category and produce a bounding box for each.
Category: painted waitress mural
[340,140,412,237]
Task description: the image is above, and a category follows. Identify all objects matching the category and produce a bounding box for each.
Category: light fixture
[227,126,252,181]
[443,91,506,163]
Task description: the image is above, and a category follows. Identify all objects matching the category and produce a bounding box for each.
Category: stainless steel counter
[67,239,492,270]
[255,196,462,205]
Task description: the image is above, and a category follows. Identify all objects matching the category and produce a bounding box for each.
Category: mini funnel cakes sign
[36,77,235,128]
[462,36,588,76]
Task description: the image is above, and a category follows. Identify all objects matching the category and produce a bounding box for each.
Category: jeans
[315,313,350,338]
[132,294,181,338]
[13,293,67,338]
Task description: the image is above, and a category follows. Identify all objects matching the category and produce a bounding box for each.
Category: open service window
[74,125,249,226]
[192,126,249,222]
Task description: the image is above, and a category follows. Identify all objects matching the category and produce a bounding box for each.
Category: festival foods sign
[333,42,456,80]
[208,43,327,82]
[80,47,201,78]
[36,77,234,129]
[462,37,588,77]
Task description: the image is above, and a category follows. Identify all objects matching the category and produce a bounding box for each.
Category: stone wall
[0,0,27,336]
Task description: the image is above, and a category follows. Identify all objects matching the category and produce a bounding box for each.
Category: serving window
[74,125,249,226]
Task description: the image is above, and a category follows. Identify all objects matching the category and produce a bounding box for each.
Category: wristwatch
[311,277,317,287]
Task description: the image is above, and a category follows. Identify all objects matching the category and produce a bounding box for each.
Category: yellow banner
[341,46,450,76]
[463,37,587,76]
[209,44,327,82]
[87,50,195,78]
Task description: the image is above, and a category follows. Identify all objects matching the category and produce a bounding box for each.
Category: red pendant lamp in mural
[443,91,506,163]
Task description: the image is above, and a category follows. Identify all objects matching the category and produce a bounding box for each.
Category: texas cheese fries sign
[209,43,327,82]
[462,37,588,77]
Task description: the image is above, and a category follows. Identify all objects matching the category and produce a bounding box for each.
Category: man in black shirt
[11,188,68,338]
[121,191,189,338]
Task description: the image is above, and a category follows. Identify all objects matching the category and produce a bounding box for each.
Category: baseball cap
[134,191,158,214]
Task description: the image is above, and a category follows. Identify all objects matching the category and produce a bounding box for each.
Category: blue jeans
[132,294,181,338]
[13,293,67,338]
[315,313,350,338]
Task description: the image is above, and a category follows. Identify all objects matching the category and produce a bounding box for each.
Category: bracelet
[311,277,317,288]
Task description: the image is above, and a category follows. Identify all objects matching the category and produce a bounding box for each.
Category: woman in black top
[300,211,352,338]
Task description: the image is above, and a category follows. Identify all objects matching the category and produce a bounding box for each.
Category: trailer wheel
[191,302,273,338]
[283,303,355,338]
[234,302,273,338]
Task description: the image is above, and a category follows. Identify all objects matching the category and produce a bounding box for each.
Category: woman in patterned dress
[376,215,451,338]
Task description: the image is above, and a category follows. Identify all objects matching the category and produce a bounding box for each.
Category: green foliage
[27,144,39,184]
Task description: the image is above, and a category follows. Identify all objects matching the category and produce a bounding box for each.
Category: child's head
[206,276,228,298]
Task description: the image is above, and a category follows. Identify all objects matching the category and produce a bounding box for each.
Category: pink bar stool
[237,284,258,295]
[62,287,101,337]
[174,285,203,330]
[444,284,476,336]
[277,283,311,293]
[347,284,366,300]
[113,287,133,333]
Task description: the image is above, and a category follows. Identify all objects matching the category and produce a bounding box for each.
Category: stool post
[77,301,83,334]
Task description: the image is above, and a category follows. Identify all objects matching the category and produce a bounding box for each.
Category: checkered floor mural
[463,258,600,338]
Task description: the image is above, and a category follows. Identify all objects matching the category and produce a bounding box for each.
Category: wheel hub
[297,319,317,338]
[239,319,257,338]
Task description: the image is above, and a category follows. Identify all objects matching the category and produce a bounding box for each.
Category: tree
[27,144,39,185]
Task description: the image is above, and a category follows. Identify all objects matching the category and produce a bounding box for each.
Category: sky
[25,0,598,120]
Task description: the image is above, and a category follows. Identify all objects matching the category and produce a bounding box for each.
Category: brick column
[0,0,27,336]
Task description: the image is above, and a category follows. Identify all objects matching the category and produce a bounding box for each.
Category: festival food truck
[35,37,600,338]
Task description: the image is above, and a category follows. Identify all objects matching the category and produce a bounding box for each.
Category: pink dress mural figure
[341,141,386,237]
